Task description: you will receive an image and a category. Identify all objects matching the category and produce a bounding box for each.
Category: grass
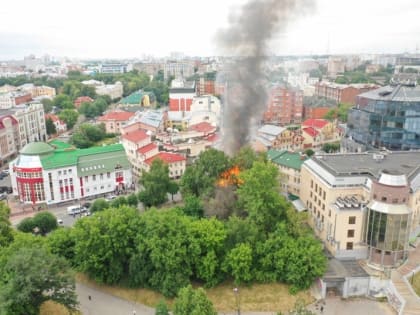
[95,136,118,146]
[411,272,420,297]
[40,301,81,315]
[76,273,314,313]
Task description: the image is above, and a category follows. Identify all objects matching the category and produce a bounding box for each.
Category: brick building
[263,86,303,125]
[315,82,378,105]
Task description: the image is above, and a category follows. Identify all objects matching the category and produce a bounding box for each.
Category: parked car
[1,170,9,176]
[57,218,63,225]
[0,186,12,194]
[0,193,7,200]
[105,195,117,202]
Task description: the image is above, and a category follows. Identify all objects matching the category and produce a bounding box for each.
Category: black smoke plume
[218,0,314,155]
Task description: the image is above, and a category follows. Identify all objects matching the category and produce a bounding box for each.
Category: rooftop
[122,130,149,143]
[302,118,329,129]
[98,111,135,122]
[21,142,55,156]
[309,151,420,181]
[189,122,216,134]
[144,152,186,165]
[120,90,155,105]
[137,143,157,155]
[139,110,164,128]
[48,139,72,150]
[267,149,308,170]
[302,127,319,137]
[41,143,127,170]
[258,124,286,136]
[358,84,420,102]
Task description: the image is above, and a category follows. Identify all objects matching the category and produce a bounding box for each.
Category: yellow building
[300,151,420,269]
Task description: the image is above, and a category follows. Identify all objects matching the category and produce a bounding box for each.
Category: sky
[1,0,420,60]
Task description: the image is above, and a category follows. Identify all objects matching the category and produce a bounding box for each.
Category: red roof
[137,143,157,155]
[98,111,135,122]
[189,122,216,134]
[122,130,149,143]
[74,96,94,106]
[302,127,319,138]
[145,152,186,165]
[206,133,219,142]
[45,114,65,125]
[302,119,329,129]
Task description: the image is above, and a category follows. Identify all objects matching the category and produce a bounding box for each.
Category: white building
[82,80,123,100]
[10,142,132,205]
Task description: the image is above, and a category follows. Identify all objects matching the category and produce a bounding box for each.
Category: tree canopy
[173,285,217,315]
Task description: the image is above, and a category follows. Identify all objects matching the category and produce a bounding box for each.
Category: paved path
[76,283,155,315]
[392,242,420,315]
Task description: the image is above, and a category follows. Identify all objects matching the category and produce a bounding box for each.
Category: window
[100,173,104,180]
[392,198,398,204]
[346,242,353,250]
[381,196,387,202]
[107,172,111,178]
[347,229,355,238]
[85,176,88,183]
[349,216,356,224]
[93,175,96,181]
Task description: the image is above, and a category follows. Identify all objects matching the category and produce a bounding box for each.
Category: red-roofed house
[121,129,160,177]
[45,113,67,134]
[98,111,135,134]
[189,122,216,136]
[144,152,186,179]
[301,118,340,148]
[74,96,94,108]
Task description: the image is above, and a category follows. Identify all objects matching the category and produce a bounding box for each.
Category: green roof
[267,149,308,170]
[48,139,73,150]
[20,142,55,156]
[120,90,155,105]
[40,144,129,171]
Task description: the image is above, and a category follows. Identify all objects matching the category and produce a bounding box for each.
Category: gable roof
[137,143,157,154]
[144,152,186,165]
[122,130,149,143]
[98,111,135,122]
[267,149,308,170]
[258,124,286,136]
[303,127,319,137]
[189,122,216,134]
[302,119,329,129]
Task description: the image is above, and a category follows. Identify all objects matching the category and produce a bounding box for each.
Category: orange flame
[217,165,243,187]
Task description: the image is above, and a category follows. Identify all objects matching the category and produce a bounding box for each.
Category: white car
[57,219,63,225]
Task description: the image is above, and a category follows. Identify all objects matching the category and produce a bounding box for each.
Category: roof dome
[20,142,55,156]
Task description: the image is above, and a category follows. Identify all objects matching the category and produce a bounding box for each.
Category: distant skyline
[1,0,420,60]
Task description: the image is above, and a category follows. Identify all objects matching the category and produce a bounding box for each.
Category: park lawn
[95,136,118,146]
[40,301,81,315]
[76,273,313,313]
[412,272,420,296]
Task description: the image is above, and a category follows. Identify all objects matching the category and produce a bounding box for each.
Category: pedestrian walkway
[391,243,420,315]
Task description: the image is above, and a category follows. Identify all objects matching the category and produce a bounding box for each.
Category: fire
[217,165,243,187]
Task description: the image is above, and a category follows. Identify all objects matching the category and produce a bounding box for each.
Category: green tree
[17,217,36,233]
[223,243,254,284]
[168,181,179,201]
[155,299,170,315]
[180,148,230,197]
[41,98,53,113]
[0,246,78,315]
[138,158,175,207]
[32,211,58,235]
[47,227,76,264]
[53,94,73,109]
[58,109,79,129]
[304,149,315,157]
[74,206,139,284]
[173,285,217,315]
[237,161,288,232]
[90,198,110,213]
[127,193,138,207]
[46,117,57,135]
[182,195,204,218]
[129,209,193,297]
[232,145,264,170]
[0,202,13,247]
[224,216,262,250]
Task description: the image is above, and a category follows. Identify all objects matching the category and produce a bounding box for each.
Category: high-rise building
[263,85,303,125]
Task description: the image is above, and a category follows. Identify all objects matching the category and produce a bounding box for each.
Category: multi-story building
[99,63,131,74]
[82,80,123,100]
[169,79,196,111]
[6,102,47,148]
[263,85,303,125]
[301,119,341,149]
[74,96,94,108]
[327,57,346,76]
[144,152,186,179]
[45,114,67,134]
[253,124,303,152]
[315,82,378,105]
[267,149,308,197]
[0,115,19,165]
[97,111,135,134]
[20,84,56,98]
[123,110,166,135]
[164,61,195,80]
[0,91,33,109]
[348,83,420,150]
[9,142,132,205]
[300,151,420,269]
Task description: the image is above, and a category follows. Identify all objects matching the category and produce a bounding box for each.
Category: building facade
[348,84,420,150]
[315,82,378,105]
[263,86,303,125]
[300,151,420,269]
[0,115,19,164]
[10,142,132,205]
[169,79,196,111]
[97,111,135,134]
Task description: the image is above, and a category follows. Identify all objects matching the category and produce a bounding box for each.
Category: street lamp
[233,287,241,315]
